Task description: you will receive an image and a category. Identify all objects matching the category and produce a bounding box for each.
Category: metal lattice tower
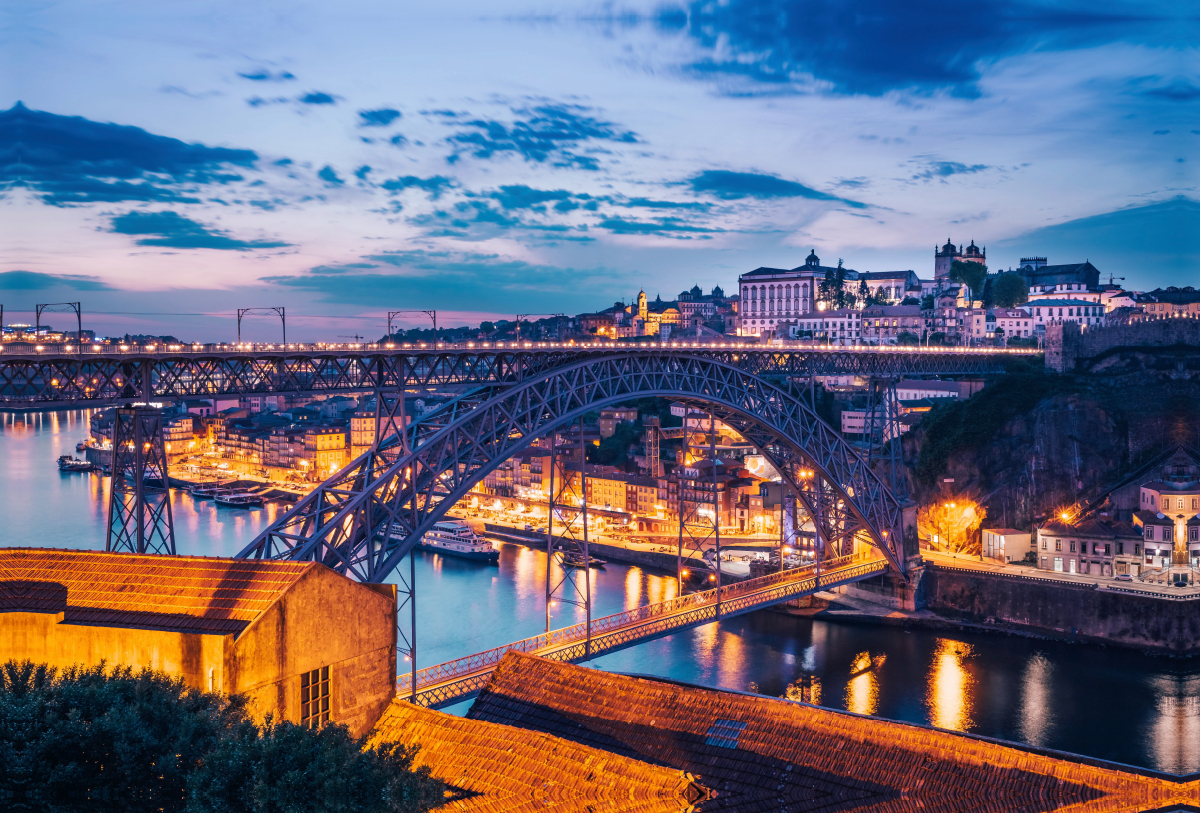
[675,412,722,609]
[643,416,662,478]
[544,418,593,657]
[106,407,176,555]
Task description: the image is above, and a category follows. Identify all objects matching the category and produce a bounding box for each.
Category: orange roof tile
[0,548,313,635]
[469,652,1200,813]
[369,698,702,813]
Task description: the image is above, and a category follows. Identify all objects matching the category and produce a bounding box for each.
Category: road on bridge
[401,552,887,708]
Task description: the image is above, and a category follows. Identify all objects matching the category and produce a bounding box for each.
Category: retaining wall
[920,564,1200,652]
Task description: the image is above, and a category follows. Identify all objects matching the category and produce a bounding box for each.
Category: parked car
[1114,574,1133,582]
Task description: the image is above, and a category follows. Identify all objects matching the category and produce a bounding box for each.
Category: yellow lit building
[0,549,397,737]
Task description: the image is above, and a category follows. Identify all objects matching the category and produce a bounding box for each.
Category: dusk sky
[2,0,1196,340]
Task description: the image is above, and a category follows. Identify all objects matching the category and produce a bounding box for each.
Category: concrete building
[895,380,960,401]
[793,308,862,345]
[0,549,397,737]
[1029,299,1106,332]
[860,305,923,344]
[982,528,1032,563]
[737,250,828,336]
[1036,518,1143,576]
[598,407,638,438]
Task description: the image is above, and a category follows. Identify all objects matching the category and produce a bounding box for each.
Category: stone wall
[920,564,1200,652]
[1046,317,1200,373]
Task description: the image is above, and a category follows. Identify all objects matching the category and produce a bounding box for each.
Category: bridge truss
[0,344,1029,409]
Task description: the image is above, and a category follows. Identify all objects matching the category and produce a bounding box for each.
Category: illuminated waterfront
[5,410,1200,772]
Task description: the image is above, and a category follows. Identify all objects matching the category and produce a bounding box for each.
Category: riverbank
[479,522,758,583]
[818,561,1200,656]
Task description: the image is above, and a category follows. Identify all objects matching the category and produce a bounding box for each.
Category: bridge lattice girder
[0,347,1025,408]
[236,354,906,581]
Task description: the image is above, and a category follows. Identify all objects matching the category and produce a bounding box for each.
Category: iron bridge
[0,341,1035,408]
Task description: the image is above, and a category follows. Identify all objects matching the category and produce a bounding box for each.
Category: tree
[479,321,495,333]
[920,293,935,311]
[901,295,920,306]
[917,498,987,554]
[856,279,870,308]
[0,661,446,813]
[992,272,1029,308]
[949,260,987,303]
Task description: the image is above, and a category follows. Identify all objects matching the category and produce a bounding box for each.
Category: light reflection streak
[927,639,975,731]
[1149,676,1200,774]
[1018,653,1054,746]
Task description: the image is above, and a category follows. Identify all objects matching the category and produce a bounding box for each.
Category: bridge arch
[238,354,905,581]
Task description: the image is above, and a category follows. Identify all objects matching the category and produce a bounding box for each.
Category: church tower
[637,289,648,321]
[935,239,960,279]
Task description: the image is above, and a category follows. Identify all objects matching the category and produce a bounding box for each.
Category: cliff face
[900,372,1200,533]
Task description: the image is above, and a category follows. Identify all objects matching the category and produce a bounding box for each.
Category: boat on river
[214,492,264,508]
[410,520,499,562]
[557,549,606,569]
[57,455,96,472]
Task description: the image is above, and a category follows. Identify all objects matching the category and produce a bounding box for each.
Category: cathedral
[934,239,986,279]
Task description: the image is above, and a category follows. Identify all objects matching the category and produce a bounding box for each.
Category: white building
[1029,299,1105,331]
[794,308,862,345]
[895,380,960,400]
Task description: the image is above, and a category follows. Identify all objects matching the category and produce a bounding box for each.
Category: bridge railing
[0,341,1039,357]
[396,551,880,694]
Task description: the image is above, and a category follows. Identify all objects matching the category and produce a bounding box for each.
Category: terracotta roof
[368,698,702,813]
[469,652,1199,813]
[0,548,313,635]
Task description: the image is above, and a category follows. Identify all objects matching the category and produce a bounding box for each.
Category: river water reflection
[4,410,1200,772]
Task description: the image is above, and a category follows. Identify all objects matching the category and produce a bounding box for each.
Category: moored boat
[57,455,96,472]
[214,492,264,508]
[557,549,606,569]
[406,520,499,562]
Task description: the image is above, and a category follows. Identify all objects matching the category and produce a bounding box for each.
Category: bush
[0,661,445,813]
[914,373,1062,486]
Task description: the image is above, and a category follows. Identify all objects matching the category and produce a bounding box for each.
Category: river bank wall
[914,564,1200,653]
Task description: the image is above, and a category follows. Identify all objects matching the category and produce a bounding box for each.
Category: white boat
[412,520,499,562]
[214,492,264,508]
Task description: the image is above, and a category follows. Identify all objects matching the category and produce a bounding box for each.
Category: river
[4,409,1199,773]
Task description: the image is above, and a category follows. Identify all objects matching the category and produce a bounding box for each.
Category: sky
[1,0,1197,340]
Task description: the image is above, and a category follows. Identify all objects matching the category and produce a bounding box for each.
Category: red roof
[0,548,313,634]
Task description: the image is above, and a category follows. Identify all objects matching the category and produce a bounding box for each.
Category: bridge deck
[401,553,887,708]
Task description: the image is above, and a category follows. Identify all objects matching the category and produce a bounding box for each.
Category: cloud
[991,196,1199,283]
[910,159,991,181]
[239,69,295,82]
[0,103,257,206]
[688,169,866,208]
[380,175,455,199]
[445,103,637,169]
[109,210,291,250]
[298,92,337,105]
[1134,77,1200,102]
[668,0,1172,97]
[317,165,344,185]
[489,185,576,210]
[0,270,113,290]
[359,109,401,127]
[598,216,720,238]
[262,248,630,311]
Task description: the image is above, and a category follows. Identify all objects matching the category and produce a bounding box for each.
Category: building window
[1069,541,1076,553]
[1041,538,1047,550]
[300,666,331,728]
[1104,544,1111,556]
[1117,542,1124,555]
[1135,544,1141,555]
[1055,540,1062,552]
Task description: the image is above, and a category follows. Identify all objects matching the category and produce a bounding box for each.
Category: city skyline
[3,0,1197,340]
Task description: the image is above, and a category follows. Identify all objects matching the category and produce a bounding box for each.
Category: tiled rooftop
[0,548,313,634]
[469,652,1199,812]
[368,697,702,813]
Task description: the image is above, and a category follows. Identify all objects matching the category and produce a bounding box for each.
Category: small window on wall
[301,667,330,728]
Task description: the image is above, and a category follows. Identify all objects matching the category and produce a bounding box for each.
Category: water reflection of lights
[1018,653,1054,746]
[844,652,880,716]
[927,639,975,731]
[1149,677,1200,774]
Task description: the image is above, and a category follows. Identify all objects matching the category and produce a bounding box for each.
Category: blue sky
[1,0,1196,339]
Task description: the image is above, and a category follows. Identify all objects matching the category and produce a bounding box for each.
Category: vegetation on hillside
[0,661,446,813]
[913,372,1065,486]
